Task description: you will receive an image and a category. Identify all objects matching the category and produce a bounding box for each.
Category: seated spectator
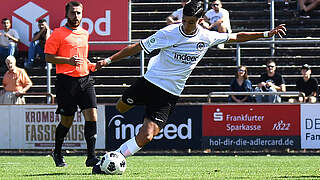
[289,64,318,103]
[298,0,320,18]
[255,60,286,103]
[0,56,32,104]
[202,0,231,49]
[0,18,19,65]
[228,65,253,103]
[166,0,188,25]
[24,19,51,69]
[203,0,231,33]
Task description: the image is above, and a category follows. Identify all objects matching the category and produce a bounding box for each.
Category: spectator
[0,18,19,64]
[166,0,188,25]
[0,56,32,104]
[203,0,231,49]
[298,0,320,18]
[289,64,318,103]
[203,0,231,33]
[228,65,253,103]
[255,60,286,103]
[24,19,51,69]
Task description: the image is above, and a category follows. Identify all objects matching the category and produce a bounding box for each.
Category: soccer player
[93,0,286,173]
[45,1,100,167]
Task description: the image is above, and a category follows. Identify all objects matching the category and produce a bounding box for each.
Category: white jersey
[171,8,183,21]
[140,24,229,96]
[205,8,231,33]
[0,29,19,47]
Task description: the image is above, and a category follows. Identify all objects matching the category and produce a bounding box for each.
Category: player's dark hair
[38,19,47,23]
[65,1,83,18]
[183,0,205,18]
[1,18,10,24]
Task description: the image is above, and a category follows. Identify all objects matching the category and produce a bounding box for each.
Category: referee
[45,1,100,167]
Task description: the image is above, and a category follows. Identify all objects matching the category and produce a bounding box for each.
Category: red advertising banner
[1,0,128,51]
[202,104,300,136]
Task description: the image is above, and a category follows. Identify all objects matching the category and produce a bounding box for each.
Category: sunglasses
[267,65,275,68]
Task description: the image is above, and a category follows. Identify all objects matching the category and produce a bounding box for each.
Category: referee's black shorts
[121,77,179,129]
[55,74,97,116]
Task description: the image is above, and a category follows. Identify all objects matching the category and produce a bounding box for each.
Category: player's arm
[97,43,143,68]
[227,24,286,43]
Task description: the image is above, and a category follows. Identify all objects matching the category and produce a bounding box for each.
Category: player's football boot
[52,152,67,167]
[85,156,100,167]
[92,164,105,174]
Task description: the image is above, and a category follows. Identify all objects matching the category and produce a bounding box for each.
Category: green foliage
[0,155,319,179]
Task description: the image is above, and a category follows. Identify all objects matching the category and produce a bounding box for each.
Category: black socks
[54,123,70,155]
[84,121,97,159]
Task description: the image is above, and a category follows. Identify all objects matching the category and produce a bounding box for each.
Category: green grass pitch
[0,155,319,179]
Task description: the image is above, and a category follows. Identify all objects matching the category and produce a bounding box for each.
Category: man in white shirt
[0,18,19,63]
[92,0,286,173]
[203,0,231,33]
[166,0,188,25]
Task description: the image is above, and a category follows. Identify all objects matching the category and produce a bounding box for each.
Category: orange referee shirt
[44,26,95,77]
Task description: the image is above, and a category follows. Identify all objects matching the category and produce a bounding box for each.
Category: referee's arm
[45,53,78,66]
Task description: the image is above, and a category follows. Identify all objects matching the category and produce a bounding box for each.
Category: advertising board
[105,105,202,150]
[202,104,300,149]
[1,0,128,51]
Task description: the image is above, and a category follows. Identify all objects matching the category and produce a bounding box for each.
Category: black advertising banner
[105,105,202,150]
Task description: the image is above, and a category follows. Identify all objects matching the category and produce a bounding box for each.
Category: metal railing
[234,38,320,66]
[207,91,300,103]
[20,92,55,104]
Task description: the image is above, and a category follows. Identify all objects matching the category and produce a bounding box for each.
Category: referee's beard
[67,18,81,29]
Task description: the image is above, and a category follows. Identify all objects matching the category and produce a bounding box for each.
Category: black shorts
[122,77,179,129]
[55,74,97,116]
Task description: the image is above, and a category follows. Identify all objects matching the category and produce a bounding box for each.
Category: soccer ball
[99,151,126,175]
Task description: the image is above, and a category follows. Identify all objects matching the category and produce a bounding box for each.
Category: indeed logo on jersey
[174,53,200,64]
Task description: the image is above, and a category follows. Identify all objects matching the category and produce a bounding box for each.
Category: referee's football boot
[52,152,67,167]
[85,156,100,167]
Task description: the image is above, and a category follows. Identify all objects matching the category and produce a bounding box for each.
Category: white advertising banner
[0,106,11,148]
[0,105,105,149]
[301,104,320,149]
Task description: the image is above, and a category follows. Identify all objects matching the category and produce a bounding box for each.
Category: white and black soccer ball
[99,151,126,175]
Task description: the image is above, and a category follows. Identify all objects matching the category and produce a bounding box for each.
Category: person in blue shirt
[228,65,253,103]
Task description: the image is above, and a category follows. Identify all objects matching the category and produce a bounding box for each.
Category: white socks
[116,137,141,158]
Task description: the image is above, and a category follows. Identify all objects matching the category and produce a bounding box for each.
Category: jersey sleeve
[44,29,60,55]
[207,31,230,46]
[140,30,169,54]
